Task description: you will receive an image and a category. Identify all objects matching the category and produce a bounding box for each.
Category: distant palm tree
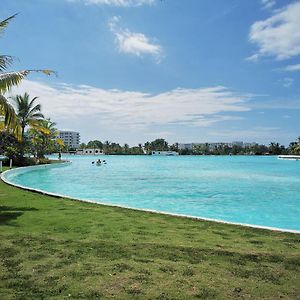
[11,93,44,140]
[28,119,62,158]
[124,143,129,153]
[0,14,53,132]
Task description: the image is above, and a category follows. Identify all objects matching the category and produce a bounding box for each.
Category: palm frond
[0,69,56,93]
[28,119,44,129]
[28,96,39,110]
[0,55,14,71]
[11,124,22,141]
[0,94,16,126]
[30,112,44,119]
[56,138,65,147]
[29,104,42,115]
[0,71,30,93]
[0,14,18,36]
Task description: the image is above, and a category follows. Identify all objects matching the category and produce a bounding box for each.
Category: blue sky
[1,0,300,145]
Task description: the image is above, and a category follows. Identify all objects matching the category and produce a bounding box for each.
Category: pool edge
[1,163,300,235]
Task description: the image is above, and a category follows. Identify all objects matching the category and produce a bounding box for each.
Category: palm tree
[124,143,129,153]
[0,14,53,132]
[12,93,44,140]
[289,137,300,154]
[28,119,62,158]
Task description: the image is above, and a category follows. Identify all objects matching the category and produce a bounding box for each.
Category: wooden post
[9,159,12,169]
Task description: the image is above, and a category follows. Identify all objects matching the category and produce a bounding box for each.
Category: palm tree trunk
[19,125,25,158]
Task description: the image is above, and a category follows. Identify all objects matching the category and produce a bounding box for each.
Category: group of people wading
[92,159,107,166]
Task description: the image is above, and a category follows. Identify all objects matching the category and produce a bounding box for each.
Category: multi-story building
[59,131,80,149]
[178,143,194,150]
[179,141,257,151]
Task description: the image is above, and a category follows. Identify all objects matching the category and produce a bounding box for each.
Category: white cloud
[8,80,299,145]
[248,2,300,61]
[283,64,300,72]
[9,80,250,132]
[67,0,155,7]
[109,16,162,62]
[261,0,276,10]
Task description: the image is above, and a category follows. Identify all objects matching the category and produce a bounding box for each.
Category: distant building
[59,131,80,149]
[178,141,257,151]
[76,148,104,155]
[178,143,200,150]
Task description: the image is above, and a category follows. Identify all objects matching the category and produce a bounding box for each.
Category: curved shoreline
[1,163,300,234]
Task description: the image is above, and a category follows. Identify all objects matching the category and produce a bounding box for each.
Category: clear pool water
[3,155,300,231]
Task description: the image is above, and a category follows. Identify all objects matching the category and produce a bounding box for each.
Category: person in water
[92,159,106,165]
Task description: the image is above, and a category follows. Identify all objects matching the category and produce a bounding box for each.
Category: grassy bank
[0,172,300,299]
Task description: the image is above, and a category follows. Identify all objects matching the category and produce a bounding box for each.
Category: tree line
[78,138,300,156]
[78,138,172,155]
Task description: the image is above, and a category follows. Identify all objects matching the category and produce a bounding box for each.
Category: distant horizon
[3,0,300,145]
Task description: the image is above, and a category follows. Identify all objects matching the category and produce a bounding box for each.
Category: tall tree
[149,139,169,151]
[28,119,62,158]
[269,142,283,155]
[12,93,44,140]
[288,137,300,154]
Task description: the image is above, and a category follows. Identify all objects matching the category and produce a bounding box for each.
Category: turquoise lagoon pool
[3,155,300,232]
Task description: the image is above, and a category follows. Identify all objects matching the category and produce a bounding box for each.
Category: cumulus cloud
[248,2,300,61]
[109,16,162,62]
[9,80,250,131]
[67,0,155,7]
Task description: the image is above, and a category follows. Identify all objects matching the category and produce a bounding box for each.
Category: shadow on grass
[0,206,38,225]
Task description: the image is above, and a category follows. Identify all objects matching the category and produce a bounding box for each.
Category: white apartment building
[178,143,196,150]
[76,148,104,155]
[59,131,80,149]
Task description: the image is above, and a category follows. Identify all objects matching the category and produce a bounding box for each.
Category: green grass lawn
[0,170,300,299]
